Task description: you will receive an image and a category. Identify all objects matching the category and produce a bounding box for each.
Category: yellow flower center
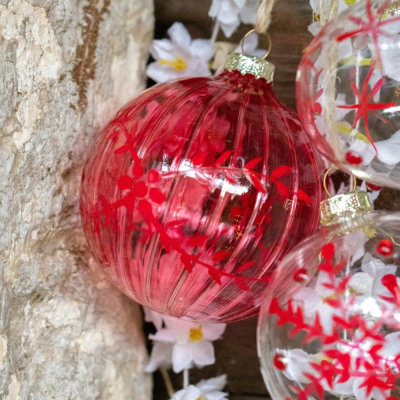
[196,397,207,400]
[159,57,187,71]
[189,326,203,342]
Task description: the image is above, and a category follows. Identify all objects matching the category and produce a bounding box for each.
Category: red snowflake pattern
[337,0,400,68]
[337,60,396,154]
[270,243,400,400]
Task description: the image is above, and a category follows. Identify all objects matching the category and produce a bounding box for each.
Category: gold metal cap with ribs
[224,53,275,82]
[224,29,275,82]
[320,191,372,226]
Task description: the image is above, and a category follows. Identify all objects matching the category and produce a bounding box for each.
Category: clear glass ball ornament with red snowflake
[80,49,323,322]
[297,0,400,190]
[258,190,400,400]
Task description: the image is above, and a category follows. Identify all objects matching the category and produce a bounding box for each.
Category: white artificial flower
[293,271,343,334]
[347,130,400,167]
[147,23,213,83]
[277,349,317,383]
[308,0,352,37]
[145,341,174,373]
[338,228,368,264]
[171,375,228,400]
[149,316,226,373]
[209,0,258,38]
[144,307,164,331]
[309,0,350,15]
[372,15,400,83]
[350,253,399,316]
[282,332,400,400]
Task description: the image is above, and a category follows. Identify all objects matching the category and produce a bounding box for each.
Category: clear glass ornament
[297,0,400,189]
[80,52,323,322]
[258,191,400,400]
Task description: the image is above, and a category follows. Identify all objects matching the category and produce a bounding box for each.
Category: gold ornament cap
[320,191,372,226]
[224,53,275,82]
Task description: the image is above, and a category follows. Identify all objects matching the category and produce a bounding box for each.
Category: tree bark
[0,0,154,399]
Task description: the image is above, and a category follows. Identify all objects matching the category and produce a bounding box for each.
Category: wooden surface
[152,1,400,400]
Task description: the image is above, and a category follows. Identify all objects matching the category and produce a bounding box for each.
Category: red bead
[80,70,322,322]
[367,182,382,191]
[377,240,394,257]
[273,354,287,370]
[148,169,160,183]
[345,151,363,165]
[293,268,308,283]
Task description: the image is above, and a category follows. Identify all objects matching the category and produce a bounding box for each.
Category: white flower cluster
[209,0,258,38]
[144,308,228,400]
[147,0,262,84]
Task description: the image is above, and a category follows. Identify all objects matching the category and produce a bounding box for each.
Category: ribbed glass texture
[80,70,322,322]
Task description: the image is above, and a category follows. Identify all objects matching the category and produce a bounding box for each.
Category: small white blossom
[148,315,226,373]
[145,341,174,373]
[209,0,258,38]
[347,130,400,167]
[293,271,343,334]
[147,23,213,83]
[144,307,164,331]
[171,375,228,400]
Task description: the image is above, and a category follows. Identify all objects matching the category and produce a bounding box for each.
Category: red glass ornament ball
[80,69,323,322]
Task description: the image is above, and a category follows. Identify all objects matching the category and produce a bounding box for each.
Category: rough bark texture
[0,0,154,399]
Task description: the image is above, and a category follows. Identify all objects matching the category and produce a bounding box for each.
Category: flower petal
[164,316,195,343]
[202,322,227,341]
[149,328,175,343]
[172,343,194,373]
[190,39,214,61]
[191,340,215,367]
[150,39,175,60]
[147,62,183,84]
[196,375,227,392]
[375,130,400,165]
[145,342,173,372]
[168,22,191,48]
[171,385,201,400]
[143,307,164,331]
[349,272,374,296]
[380,331,400,357]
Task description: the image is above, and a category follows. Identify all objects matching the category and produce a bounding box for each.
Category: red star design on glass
[337,60,396,154]
[337,0,400,68]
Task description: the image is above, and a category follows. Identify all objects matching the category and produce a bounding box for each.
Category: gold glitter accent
[364,227,377,238]
[224,53,275,82]
[320,191,372,226]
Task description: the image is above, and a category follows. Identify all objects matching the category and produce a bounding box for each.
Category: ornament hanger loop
[323,167,357,198]
[241,29,272,60]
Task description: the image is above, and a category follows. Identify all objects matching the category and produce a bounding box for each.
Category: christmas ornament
[297,0,400,190]
[80,34,323,322]
[258,176,400,400]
